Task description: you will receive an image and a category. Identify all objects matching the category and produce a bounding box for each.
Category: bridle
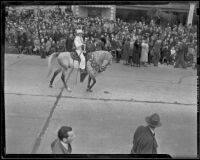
[100,51,112,71]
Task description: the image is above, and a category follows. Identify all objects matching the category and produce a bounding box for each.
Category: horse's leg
[88,76,96,92]
[61,71,69,91]
[49,68,62,88]
[64,67,74,92]
[86,75,92,91]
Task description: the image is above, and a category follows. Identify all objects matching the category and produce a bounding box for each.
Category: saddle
[70,52,81,62]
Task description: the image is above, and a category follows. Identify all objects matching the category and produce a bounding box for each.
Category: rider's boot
[80,68,87,82]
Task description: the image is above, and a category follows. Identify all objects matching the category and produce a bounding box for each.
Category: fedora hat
[145,113,162,127]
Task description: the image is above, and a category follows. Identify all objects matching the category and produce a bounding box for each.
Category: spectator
[26,36,34,55]
[33,37,40,55]
[129,37,135,65]
[161,44,170,65]
[50,40,57,53]
[105,35,112,51]
[95,37,104,51]
[148,36,156,64]
[65,33,74,52]
[140,39,149,67]
[192,44,197,69]
[111,35,119,63]
[5,6,197,64]
[45,37,52,56]
[86,36,96,53]
[116,37,122,63]
[132,39,141,67]
[57,38,66,52]
[122,38,130,65]
[51,126,75,154]
[100,34,106,47]
[152,38,162,66]
[40,38,46,58]
[130,113,162,154]
[174,41,187,69]
[14,30,22,56]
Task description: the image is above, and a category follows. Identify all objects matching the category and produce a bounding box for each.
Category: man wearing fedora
[131,113,162,154]
[74,29,87,82]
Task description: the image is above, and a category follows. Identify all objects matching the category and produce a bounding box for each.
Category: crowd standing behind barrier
[5,7,197,68]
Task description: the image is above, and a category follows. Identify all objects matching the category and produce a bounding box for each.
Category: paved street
[4,54,197,157]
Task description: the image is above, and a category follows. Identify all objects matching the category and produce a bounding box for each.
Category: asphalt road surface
[4,54,197,158]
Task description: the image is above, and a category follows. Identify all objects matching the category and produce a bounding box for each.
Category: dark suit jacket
[65,37,74,52]
[51,138,72,154]
[131,126,158,154]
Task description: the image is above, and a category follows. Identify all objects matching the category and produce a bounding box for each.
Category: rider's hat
[77,29,83,34]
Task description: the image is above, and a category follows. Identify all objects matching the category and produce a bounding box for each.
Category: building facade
[72,2,198,25]
[72,5,116,20]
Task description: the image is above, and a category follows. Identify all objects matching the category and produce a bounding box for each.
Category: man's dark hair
[57,126,72,141]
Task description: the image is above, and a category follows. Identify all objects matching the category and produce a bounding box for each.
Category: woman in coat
[140,39,149,67]
[122,38,130,65]
[105,35,112,51]
[152,39,162,66]
[133,39,141,67]
[45,37,52,56]
[33,37,40,55]
[111,36,118,62]
[129,38,135,66]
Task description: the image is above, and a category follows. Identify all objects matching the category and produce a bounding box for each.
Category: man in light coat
[74,29,87,82]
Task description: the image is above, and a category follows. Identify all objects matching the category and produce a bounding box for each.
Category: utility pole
[36,7,42,58]
[187,2,196,26]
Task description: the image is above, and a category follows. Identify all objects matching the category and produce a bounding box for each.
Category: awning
[116,4,190,13]
[79,5,113,8]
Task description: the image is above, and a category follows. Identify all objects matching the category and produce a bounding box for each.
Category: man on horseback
[74,29,87,82]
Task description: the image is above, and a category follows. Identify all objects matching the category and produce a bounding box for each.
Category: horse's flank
[47,52,80,77]
[47,52,60,77]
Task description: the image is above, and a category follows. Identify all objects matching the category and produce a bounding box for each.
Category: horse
[47,50,113,92]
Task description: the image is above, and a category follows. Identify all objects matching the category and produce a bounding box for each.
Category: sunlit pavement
[4,54,197,157]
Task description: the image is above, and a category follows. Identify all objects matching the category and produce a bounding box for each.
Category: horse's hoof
[86,88,93,92]
[49,84,53,88]
[67,88,72,92]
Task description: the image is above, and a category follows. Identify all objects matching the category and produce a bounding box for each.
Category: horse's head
[100,51,113,71]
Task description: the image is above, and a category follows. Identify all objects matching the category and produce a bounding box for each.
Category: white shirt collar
[149,126,155,135]
[60,140,69,150]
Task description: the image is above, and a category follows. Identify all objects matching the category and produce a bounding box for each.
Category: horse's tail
[47,52,60,77]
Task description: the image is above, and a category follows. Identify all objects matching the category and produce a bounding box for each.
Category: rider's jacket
[74,35,84,51]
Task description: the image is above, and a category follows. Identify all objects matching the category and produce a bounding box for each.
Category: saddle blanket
[70,52,81,62]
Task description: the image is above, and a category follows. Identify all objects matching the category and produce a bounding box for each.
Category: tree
[147,8,177,26]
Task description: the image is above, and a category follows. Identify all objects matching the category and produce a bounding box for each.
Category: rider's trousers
[76,50,85,70]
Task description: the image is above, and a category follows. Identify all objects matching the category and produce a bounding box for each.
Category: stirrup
[80,68,86,73]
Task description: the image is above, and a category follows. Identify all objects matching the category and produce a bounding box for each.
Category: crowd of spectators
[5,6,197,69]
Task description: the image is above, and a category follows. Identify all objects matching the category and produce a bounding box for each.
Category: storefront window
[88,8,102,17]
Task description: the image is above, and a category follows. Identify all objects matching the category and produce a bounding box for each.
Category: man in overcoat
[65,33,74,52]
[131,113,162,154]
